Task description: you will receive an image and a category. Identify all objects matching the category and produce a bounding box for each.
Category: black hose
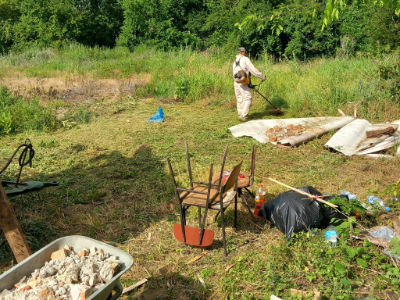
[0,139,35,185]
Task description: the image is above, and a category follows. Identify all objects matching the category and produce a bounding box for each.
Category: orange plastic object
[173,223,214,247]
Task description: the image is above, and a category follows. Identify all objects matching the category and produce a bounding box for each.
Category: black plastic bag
[259,186,328,240]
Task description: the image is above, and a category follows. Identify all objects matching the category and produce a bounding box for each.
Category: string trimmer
[249,81,283,115]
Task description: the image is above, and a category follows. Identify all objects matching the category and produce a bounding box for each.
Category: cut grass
[0,46,399,299]
[0,98,399,299]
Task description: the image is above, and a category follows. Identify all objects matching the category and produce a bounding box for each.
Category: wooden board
[173,223,214,247]
[0,184,31,262]
[366,124,398,138]
[212,171,250,189]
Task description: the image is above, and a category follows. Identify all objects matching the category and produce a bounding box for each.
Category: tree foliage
[0,0,122,53]
[0,0,399,59]
[118,0,203,49]
[323,0,400,28]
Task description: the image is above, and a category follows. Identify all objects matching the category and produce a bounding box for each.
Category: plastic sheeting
[229,116,354,146]
[325,119,400,157]
[2,181,59,196]
[148,106,165,122]
[259,186,329,239]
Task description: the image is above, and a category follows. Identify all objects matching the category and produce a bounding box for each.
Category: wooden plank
[0,184,31,262]
[366,124,398,138]
[122,278,148,295]
[267,178,338,209]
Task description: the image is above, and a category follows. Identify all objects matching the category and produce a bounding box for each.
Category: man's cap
[238,47,246,52]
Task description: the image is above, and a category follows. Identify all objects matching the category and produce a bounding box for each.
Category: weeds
[1,45,399,121]
[0,86,59,135]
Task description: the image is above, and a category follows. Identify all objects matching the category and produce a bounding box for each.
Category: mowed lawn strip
[1,99,399,299]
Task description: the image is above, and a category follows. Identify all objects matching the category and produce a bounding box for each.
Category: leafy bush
[0,86,59,135]
[0,0,123,54]
[118,0,202,50]
[377,57,400,103]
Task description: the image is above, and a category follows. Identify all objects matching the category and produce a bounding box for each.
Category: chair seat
[212,171,250,189]
[181,187,236,209]
[181,185,220,207]
[173,223,214,247]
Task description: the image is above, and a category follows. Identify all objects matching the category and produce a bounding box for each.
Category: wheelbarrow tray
[0,235,133,300]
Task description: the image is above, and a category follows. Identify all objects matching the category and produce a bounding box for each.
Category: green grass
[1,45,399,120]
[0,86,59,135]
[0,46,399,299]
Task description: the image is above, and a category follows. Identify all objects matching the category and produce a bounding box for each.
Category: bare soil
[1,74,151,103]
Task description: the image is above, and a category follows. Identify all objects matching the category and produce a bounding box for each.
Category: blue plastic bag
[148,106,165,122]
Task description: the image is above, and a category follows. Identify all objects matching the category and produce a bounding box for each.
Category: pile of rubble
[0,246,120,300]
[265,124,306,142]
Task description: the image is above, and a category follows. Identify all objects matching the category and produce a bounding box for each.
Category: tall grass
[0,87,59,136]
[0,44,399,121]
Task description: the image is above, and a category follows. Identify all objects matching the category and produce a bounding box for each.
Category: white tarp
[229,116,354,146]
[325,119,400,157]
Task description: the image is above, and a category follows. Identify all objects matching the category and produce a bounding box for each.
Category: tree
[323,0,400,29]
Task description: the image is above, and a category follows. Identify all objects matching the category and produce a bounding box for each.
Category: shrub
[0,87,59,136]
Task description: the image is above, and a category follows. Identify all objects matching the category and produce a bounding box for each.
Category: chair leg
[244,187,255,198]
[198,207,202,227]
[214,207,227,222]
[180,207,186,243]
[220,207,227,256]
[183,207,187,225]
[240,188,258,221]
[234,192,238,229]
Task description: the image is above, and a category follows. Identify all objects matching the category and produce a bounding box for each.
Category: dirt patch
[1,74,152,103]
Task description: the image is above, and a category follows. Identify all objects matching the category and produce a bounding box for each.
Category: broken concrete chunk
[78,249,88,257]
[98,248,105,258]
[19,284,32,291]
[70,284,94,300]
[0,289,11,298]
[80,287,94,300]
[89,247,97,256]
[4,245,121,300]
[51,248,69,261]
[28,277,42,288]
[88,274,99,287]
[39,287,55,300]
[55,286,67,297]
[57,264,81,284]
[99,261,120,281]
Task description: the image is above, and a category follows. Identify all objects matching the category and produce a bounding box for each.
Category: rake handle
[267,177,338,209]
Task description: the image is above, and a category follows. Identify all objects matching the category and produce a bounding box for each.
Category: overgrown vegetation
[0,86,58,135]
[1,46,399,123]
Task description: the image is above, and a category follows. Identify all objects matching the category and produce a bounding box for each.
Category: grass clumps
[1,45,400,121]
[0,86,59,136]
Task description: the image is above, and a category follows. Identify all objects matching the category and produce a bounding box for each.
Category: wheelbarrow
[0,235,134,300]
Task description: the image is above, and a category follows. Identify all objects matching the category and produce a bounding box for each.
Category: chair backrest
[223,161,242,193]
[216,145,228,188]
[185,142,194,188]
